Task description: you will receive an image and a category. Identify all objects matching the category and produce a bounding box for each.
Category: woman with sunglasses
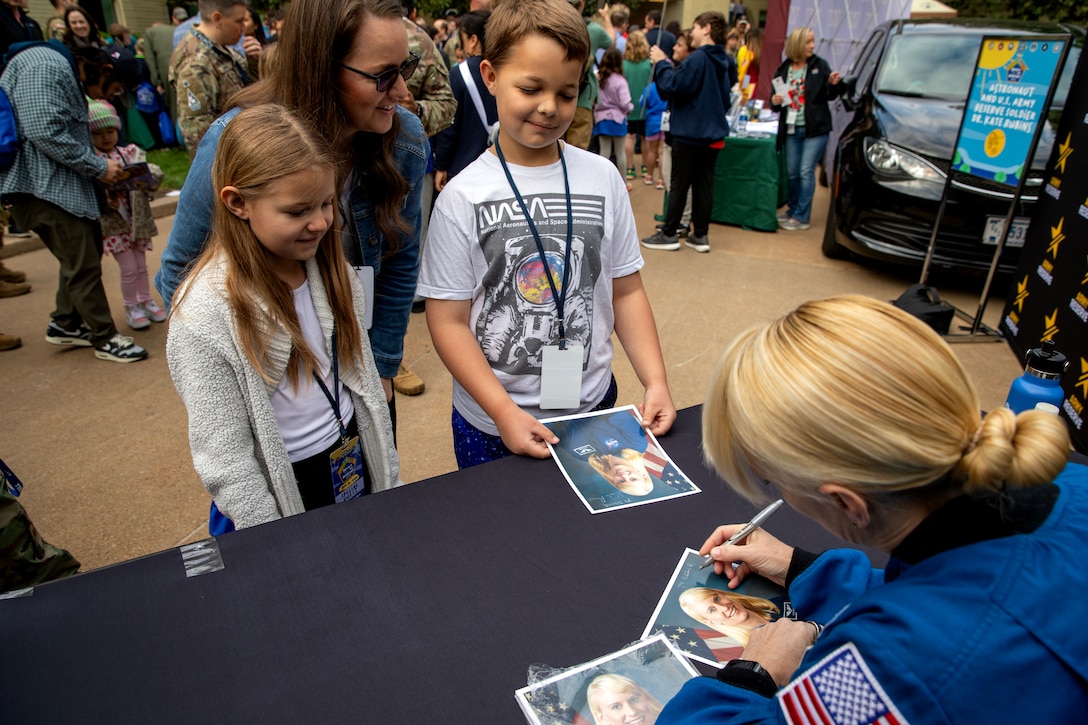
[156,0,426,515]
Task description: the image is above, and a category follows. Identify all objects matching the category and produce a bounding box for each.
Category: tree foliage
[945,0,1088,25]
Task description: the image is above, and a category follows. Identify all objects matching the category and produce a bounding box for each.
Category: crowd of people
[5,0,1085,719]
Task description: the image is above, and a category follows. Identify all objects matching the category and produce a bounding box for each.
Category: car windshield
[876,32,1080,105]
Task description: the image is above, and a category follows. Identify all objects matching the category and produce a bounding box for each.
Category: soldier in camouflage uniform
[1,460,79,593]
[392,1,456,397]
[400,14,455,138]
[168,0,260,157]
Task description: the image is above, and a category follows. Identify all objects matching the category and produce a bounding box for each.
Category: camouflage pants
[1,486,80,593]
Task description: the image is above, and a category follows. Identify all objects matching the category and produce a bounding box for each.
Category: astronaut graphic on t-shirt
[473,192,604,376]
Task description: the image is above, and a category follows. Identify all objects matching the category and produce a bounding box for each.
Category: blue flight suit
[660,463,1088,724]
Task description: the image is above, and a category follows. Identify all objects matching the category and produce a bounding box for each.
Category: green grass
[147,148,192,191]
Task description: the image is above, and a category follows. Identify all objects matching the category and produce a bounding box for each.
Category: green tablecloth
[659,134,787,232]
[712,134,787,231]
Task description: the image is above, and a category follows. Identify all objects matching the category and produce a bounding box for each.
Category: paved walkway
[0,182,1021,572]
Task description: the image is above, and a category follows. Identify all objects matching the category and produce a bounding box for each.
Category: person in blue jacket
[659,294,1088,724]
[155,0,427,434]
[640,10,735,254]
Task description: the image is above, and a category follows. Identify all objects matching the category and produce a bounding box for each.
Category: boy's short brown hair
[485,0,591,71]
[694,10,727,45]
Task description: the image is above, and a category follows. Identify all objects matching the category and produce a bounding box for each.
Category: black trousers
[8,195,118,346]
[292,415,370,511]
[664,142,720,239]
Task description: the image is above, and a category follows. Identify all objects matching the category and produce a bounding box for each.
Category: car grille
[853,218,1021,272]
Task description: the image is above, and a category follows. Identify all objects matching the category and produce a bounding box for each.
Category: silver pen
[697,498,785,570]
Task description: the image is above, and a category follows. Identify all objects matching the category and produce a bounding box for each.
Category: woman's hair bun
[956,407,1069,495]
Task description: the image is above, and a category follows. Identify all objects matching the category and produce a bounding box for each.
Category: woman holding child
[159,0,426,531]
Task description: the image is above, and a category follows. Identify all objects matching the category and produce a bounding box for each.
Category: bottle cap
[1034,402,1060,415]
[1025,339,1068,376]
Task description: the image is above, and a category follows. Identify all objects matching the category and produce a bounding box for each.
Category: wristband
[717,659,778,698]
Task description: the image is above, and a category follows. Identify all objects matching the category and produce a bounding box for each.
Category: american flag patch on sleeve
[777,642,910,725]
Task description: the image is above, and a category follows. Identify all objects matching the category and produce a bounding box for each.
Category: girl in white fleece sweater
[167,104,401,533]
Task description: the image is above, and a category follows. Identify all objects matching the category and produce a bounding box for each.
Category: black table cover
[0,407,881,723]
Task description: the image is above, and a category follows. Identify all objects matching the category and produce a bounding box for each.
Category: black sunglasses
[339,52,421,93]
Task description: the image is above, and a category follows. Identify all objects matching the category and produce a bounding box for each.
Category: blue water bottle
[1004,339,1068,414]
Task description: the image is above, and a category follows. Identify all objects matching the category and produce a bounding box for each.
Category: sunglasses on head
[339,52,421,93]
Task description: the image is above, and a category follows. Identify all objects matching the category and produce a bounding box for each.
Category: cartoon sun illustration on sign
[984,129,1006,157]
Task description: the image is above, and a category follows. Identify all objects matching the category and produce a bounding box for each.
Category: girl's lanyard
[494,139,583,409]
[311,327,367,503]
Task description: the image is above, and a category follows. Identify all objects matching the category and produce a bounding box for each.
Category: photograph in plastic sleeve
[514,634,699,725]
[541,406,700,514]
[642,549,794,668]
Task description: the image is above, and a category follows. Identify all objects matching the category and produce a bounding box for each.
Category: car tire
[821,195,849,259]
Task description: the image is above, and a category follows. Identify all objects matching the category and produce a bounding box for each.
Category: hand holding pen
[697,500,795,587]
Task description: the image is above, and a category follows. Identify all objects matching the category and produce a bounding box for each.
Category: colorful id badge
[540,343,584,409]
[330,436,366,504]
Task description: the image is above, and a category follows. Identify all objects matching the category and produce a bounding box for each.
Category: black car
[823,19,1084,274]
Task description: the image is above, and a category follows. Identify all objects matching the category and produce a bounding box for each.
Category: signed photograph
[515,634,699,725]
[642,549,794,668]
[541,406,699,514]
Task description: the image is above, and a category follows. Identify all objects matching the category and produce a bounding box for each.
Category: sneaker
[0,332,21,351]
[644,176,654,185]
[625,167,636,180]
[46,321,92,347]
[779,218,811,231]
[125,305,150,330]
[0,279,30,297]
[685,236,710,253]
[94,334,148,363]
[656,223,690,238]
[393,363,425,395]
[776,209,791,223]
[655,180,666,190]
[641,230,680,251]
[0,263,26,284]
[641,164,649,177]
[141,300,167,323]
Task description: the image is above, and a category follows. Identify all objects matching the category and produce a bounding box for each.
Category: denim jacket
[155,105,428,379]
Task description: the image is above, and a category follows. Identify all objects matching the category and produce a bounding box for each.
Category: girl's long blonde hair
[174,104,365,389]
[624,31,650,63]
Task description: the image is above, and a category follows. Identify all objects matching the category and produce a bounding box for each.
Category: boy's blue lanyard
[494,138,574,349]
[311,327,349,444]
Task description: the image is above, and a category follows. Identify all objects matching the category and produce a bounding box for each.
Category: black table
[0,407,880,723]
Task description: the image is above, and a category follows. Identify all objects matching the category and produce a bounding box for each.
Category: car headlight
[864,139,944,182]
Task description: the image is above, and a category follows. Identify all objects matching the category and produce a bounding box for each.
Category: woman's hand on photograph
[740,618,818,687]
[496,407,559,459]
[639,385,676,436]
[699,524,794,587]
